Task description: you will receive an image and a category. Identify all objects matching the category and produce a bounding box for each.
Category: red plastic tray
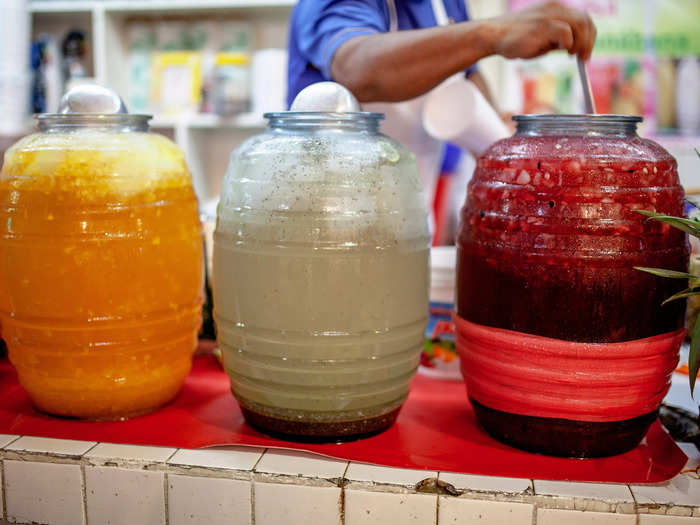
[0,354,686,483]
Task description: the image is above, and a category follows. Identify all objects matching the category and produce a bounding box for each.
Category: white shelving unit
[30,0,293,207]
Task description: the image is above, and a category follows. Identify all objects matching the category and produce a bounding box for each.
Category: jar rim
[36,114,152,124]
[513,114,643,123]
[264,111,384,121]
[35,113,152,132]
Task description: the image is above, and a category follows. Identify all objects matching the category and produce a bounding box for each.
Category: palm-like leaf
[691,311,700,396]
[634,210,700,237]
[634,197,700,394]
[634,267,700,280]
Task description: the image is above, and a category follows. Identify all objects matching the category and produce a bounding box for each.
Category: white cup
[423,75,510,156]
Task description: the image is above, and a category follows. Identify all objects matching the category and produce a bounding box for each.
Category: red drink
[457,115,687,457]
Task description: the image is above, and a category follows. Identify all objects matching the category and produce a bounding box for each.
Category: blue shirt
[287,0,473,108]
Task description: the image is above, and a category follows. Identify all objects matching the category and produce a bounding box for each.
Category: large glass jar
[0,91,203,420]
[214,86,429,440]
[456,115,687,457]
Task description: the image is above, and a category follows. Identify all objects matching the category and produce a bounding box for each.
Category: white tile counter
[0,435,698,525]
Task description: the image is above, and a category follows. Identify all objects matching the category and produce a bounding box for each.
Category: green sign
[510,0,700,56]
[592,0,700,56]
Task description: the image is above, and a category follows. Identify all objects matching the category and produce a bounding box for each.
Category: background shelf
[23,0,700,205]
[29,0,291,204]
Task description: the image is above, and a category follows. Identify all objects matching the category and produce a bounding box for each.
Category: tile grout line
[250,449,266,525]
[2,435,22,450]
[164,471,170,525]
[435,471,442,525]
[81,441,101,525]
[0,425,22,516]
[162,448,180,525]
[628,482,642,519]
[435,492,440,525]
[250,472,256,525]
[623,483,638,518]
[530,480,537,525]
[163,449,183,525]
[80,461,89,525]
[1,458,6,520]
[339,462,350,525]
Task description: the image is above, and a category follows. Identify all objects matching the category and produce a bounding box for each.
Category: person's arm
[331,1,596,103]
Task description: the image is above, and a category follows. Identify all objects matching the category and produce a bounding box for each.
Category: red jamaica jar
[455,115,688,457]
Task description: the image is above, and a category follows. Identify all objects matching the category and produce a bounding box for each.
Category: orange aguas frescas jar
[0,86,203,420]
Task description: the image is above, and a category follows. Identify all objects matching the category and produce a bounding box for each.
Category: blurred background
[1,0,698,234]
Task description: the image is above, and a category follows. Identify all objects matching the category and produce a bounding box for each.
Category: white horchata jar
[214,82,430,441]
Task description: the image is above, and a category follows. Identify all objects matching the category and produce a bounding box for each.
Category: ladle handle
[577,57,596,114]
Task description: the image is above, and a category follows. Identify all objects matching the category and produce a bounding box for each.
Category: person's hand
[488,1,596,60]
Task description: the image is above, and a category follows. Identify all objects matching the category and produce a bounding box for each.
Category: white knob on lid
[289,81,361,112]
[58,84,128,114]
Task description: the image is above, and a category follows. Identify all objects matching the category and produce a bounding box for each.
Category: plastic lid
[58,84,127,114]
[289,81,362,112]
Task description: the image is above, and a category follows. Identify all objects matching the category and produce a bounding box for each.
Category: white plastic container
[0,0,30,136]
[251,49,287,114]
[419,246,461,380]
[0,73,30,136]
[676,57,700,134]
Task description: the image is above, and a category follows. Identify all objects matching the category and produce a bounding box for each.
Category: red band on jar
[454,315,684,422]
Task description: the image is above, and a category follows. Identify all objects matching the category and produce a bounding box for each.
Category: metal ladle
[577,57,596,114]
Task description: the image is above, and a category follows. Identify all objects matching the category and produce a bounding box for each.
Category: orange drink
[0,115,203,419]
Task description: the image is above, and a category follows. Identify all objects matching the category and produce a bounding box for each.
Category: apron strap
[385,0,398,32]
[430,0,450,26]
[385,0,454,31]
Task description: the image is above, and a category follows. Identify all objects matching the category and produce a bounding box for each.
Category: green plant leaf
[634,267,700,279]
[690,311,700,397]
[660,287,700,305]
[634,210,700,238]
